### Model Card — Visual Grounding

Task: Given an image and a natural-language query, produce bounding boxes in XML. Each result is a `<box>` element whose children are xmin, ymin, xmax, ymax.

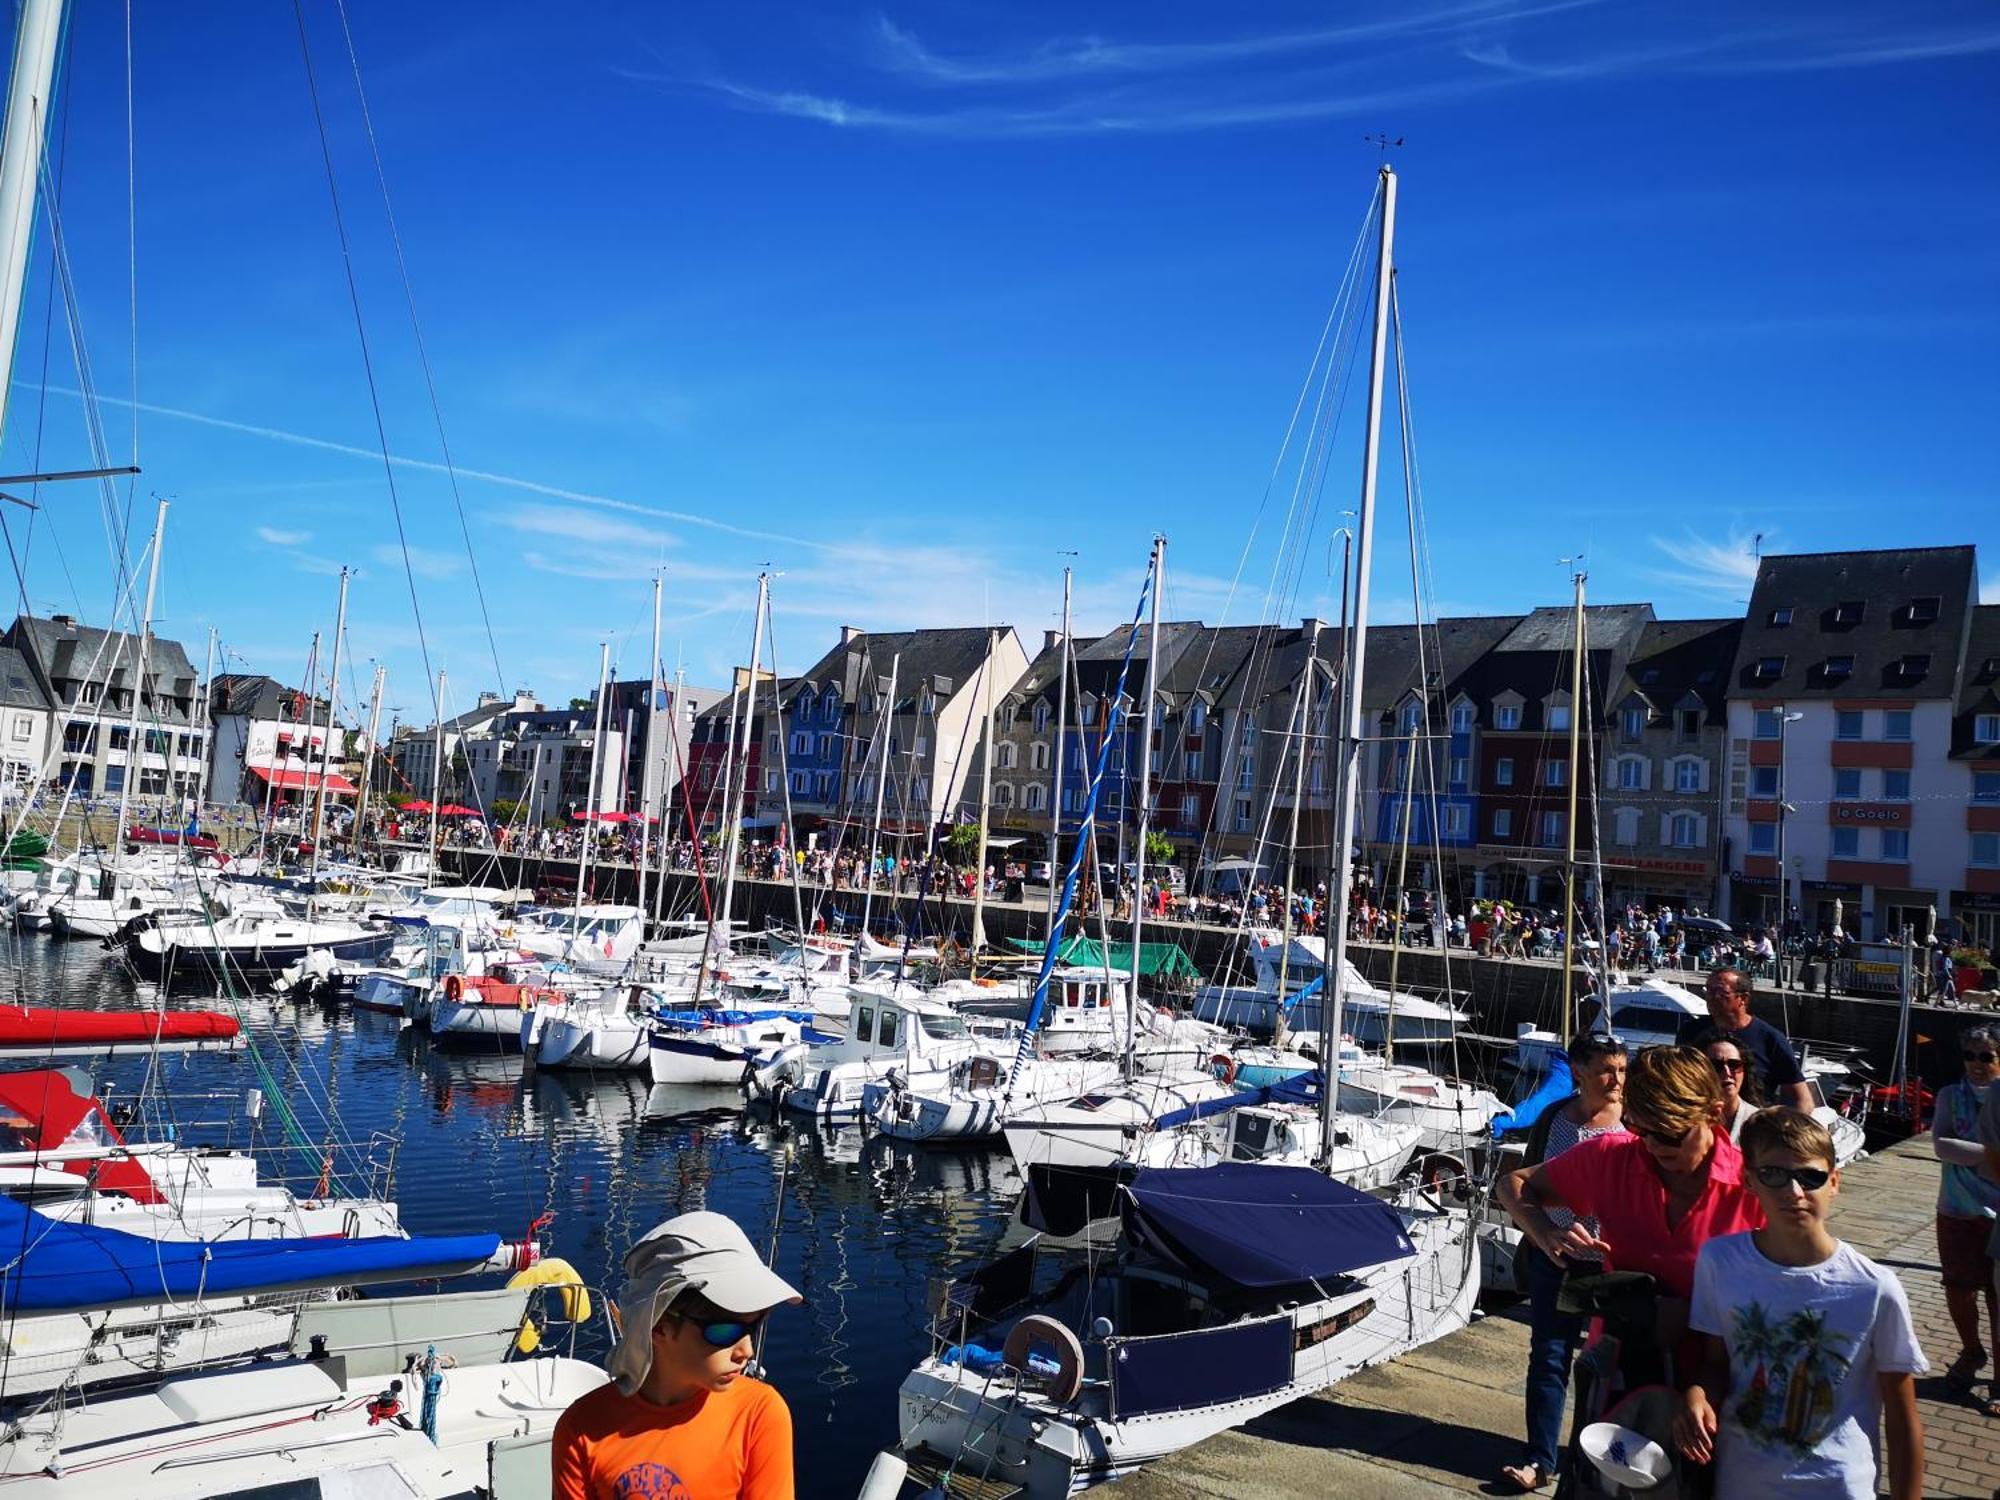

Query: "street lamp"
<box><xmin>1775</xmin><ymin>709</ymin><xmax>1805</xmax><ymax>983</ymax></box>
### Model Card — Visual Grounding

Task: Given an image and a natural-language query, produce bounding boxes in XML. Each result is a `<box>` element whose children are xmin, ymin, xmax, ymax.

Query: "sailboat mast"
<box><xmin>309</xmin><ymin>565</ymin><xmax>349</xmax><ymax>873</ymax></box>
<box><xmin>1320</xmin><ymin>165</ymin><xmax>1396</xmax><ymax>1165</ymax></box>
<box><xmin>1560</xmin><ymin>567</ymin><xmax>1586</xmax><ymax>1043</ymax></box>
<box><xmin>427</xmin><ymin>669</ymin><xmax>446</xmax><ymax>876</ymax></box>
<box><xmin>694</xmin><ymin>574</ymin><xmax>767</xmax><ymax>1007</ymax></box>
<box><xmin>637</xmin><ymin>571</ymin><xmax>662</xmax><ymax>930</ymax></box>
<box><xmin>1273</xmin><ymin>626</ymin><xmax>1318</xmax><ymax>1051</ymax></box>
<box><xmin>857</xmin><ymin>653</ymin><xmax>900</xmax><ymax>969</ymax></box>
<box><xmin>574</xmin><ymin>641</ymin><xmax>611</xmax><ymax>918</ymax></box>
<box><xmin>110</xmin><ymin>498</ymin><xmax>167</xmax><ymax>886</ymax></box>
<box><xmin>653</xmin><ymin>666</ymin><xmax>684</xmax><ymax>931</ymax></box>
<box><xmin>1047</xmin><ymin>567</ymin><xmax>1072</xmax><ymax>939</ymax></box>
<box><xmin>0</xmin><ymin>0</ymin><xmax>63</xmax><ymax>452</ymax></box>
<box><xmin>969</xmin><ymin>627</ymin><xmax>997</xmax><ymax>972</ymax></box>
<box><xmin>194</xmin><ymin>627</ymin><xmax>217</xmax><ymax>819</ymax></box>
<box><xmin>1129</xmin><ymin>535</ymin><xmax>1164</xmax><ymax>1069</ymax></box>
<box><xmin>356</xmin><ymin>663</ymin><xmax>385</xmax><ymax>856</ymax></box>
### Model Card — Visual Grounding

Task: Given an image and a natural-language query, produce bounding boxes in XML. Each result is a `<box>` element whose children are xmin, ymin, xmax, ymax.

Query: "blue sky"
<box><xmin>2</xmin><ymin>0</ymin><xmax>1994</xmax><ymax>727</ymax></box>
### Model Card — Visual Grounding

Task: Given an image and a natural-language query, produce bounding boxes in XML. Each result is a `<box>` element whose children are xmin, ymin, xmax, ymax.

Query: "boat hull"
<box><xmin>129</xmin><ymin>930</ymin><xmax>396</xmax><ymax>985</ymax></box>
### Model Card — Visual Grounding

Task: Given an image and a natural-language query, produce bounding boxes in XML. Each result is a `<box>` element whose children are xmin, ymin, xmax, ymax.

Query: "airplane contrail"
<box><xmin>23</xmin><ymin>383</ymin><xmax>836</xmax><ymax>555</ymax></box>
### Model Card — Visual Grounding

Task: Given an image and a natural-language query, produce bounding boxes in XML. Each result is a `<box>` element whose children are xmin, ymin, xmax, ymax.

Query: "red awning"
<box><xmin>248</xmin><ymin>765</ymin><xmax>358</xmax><ymax>796</ymax></box>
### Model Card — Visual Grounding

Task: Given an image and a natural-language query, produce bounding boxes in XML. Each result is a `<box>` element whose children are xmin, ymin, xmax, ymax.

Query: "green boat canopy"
<box><xmin>1003</xmin><ymin>936</ymin><xmax>1201</xmax><ymax>980</ymax></box>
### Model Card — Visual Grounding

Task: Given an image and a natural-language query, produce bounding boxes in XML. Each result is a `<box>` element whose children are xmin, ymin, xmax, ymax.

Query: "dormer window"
<box><xmin>1823</xmin><ymin>655</ymin><xmax>1854</xmax><ymax>680</ymax></box>
<box><xmin>1495</xmin><ymin>703</ymin><xmax>1522</xmax><ymax>731</ymax></box>
<box><xmin>1980</xmin><ymin>656</ymin><xmax>2000</xmax><ymax>684</ymax></box>
<box><xmin>1753</xmin><ymin>656</ymin><xmax>1785</xmax><ymax>680</ymax></box>
<box><xmin>1639</xmin><ymin>668</ymin><xmax>1661</xmax><ymax>686</ymax></box>
<box><xmin>1891</xmin><ymin>653</ymin><xmax>1930</xmax><ymax>681</ymax></box>
<box><xmin>1906</xmin><ymin>596</ymin><xmax>1940</xmax><ymax>625</ymax></box>
<box><xmin>1833</xmin><ymin>601</ymin><xmax>1865</xmax><ymax>625</ymax></box>
<box><xmin>1767</xmin><ymin>607</ymin><xmax>1794</xmax><ymax>627</ymax></box>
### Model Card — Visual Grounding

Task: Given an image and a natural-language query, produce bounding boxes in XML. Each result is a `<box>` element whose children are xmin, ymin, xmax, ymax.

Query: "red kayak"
<box><xmin>0</xmin><ymin>1006</ymin><xmax>239</xmax><ymax>1056</ymax></box>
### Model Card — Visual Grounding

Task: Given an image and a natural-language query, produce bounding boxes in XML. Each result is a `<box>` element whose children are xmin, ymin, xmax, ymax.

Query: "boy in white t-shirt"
<box><xmin>1675</xmin><ymin>1109</ymin><xmax>1926</xmax><ymax>1500</ymax></box>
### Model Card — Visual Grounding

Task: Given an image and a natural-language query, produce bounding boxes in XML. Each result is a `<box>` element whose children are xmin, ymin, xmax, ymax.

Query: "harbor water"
<box><xmin>1</xmin><ymin>930</ymin><xmax>1020</xmax><ymax>1495</ymax></box>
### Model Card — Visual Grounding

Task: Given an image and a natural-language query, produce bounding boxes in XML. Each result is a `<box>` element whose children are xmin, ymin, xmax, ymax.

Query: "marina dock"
<box><xmin>1109</xmin><ymin>1136</ymin><xmax>1997</xmax><ymax>1498</ymax></box>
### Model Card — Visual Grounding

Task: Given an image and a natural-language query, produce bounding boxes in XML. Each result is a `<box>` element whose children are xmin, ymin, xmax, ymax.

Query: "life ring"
<box><xmin>443</xmin><ymin>974</ymin><xmax>464</xmax><ymax>1004</ymax></box>
<box><xmin>1210</xmin><ymin>1053</ymin><xmax>1238</xmax><ymax>1086</ymax></box>
<box><xmin>508</xmin><ymin>1257</ymin><xmax>592</xmax><ymax>1353</ymax></box>
<box><xmin>1001</xmin><ymin>1314</ymin><xmax>1084</xmax><ymax>1403</ymax></box>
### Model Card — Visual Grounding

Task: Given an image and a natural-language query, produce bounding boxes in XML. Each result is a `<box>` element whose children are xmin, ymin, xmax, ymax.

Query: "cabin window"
<box><xmin>856</xmin><ymin>1005</ymin><xmax>874</xmax><ymax>1039</ymax></box>
<box><xmin>878</xmin><ymin>1011</ymin><xmax>900</xmax><ymax>1047</ymax></box>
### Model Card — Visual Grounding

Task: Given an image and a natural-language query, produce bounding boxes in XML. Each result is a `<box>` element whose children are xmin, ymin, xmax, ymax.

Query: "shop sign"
<box><xmin>1952</xmin><ymin>889</ymin><xmax>2000</xmax><ymax>913</ymax></box>
<box><xmin>1830</xmin><ymin>803</ymin><xmax>1910</xmax><ymax>827</ymax></box>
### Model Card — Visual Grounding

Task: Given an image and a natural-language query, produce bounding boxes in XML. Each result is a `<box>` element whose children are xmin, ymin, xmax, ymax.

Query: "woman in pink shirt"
<box><xmin>1500</xmin><ymin>1046</ymin><xmax>1766</xmax><ymax>1382</ymax></box>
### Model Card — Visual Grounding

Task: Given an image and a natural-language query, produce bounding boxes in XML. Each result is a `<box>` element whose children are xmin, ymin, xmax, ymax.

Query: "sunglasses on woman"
<box><xmin>1631</xmin><ymin>1122</ymin><xmax>1696</xmax><ymax>1148</ymax></box>
<box><xmin>1753</xmin><ymin>1164</ymin><xmax>1830</xmax><ymax>1192</ymax></box>
<box><xmin>1709</xmin><ymin>1057</ymin><xmax>1745</xmax><ymax>1075</ymax></box>
<box><xmin>1965</xmin><ymin>1050</ymin><xmax>1997</xmax><ymax>1064</ymax></box>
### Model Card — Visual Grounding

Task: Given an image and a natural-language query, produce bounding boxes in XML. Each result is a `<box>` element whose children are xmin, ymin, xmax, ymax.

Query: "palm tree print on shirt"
<box><xmin>1728</xmin><ymin>1301</ymin><xmax>1853</xmax><ymax>1456</ymax></box>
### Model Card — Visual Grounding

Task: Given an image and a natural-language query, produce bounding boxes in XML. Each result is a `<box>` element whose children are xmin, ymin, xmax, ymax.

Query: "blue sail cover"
<box><xmin>1151</xmin><ymin>1070</ymin><xmax>1321</xmax><ymax>1131</ymax></box>
<box><xmin>1121</xmin><ymin>1165</ymin><xmax>1415</xmax><ymax>1292</ymax></box>
<box><xmin>1487</xmin><ymin>1049</ymin><xmax>1575</xmax><ymax>1141</ymax></box>
<box><xmin>0</xmin><ymin>1196</ymin><xmax>504</xmax><ymax>1315</ymax></box>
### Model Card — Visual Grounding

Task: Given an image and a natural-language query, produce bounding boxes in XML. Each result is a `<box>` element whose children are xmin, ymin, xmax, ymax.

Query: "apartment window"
<box><xmin>1548</xmin><ymin>704</ymin><xmax>1571</xmax><ymax>732</ymax></box>
<box><xmin>797</xmin><ymin>696</ymin><xmax>813</xmax><ymax>724</ymax></box>
<box><xmin>817</xmin><ymin>733</ymin><xmax>835</xmax><ymax>759</ymax></box>
<box><xmin>1001</xmin><ymin>705</ymin><xmax>1017</xmax><ymax>734</ymax></box>
<box><xmin>1308</xmin><ymin>755</ymin><xmax>1324</xmax><ymax>794</ymax></box>
<box><xmin>1977</xmin><ymin>772</ymin><xmax>2000</xmax><ymax>803</ymax></box>
<box><xmin>1831</xmin><ymin>827</ymin><xmax>1859</xmax><ymax>858</ymax></box>
<box><xmin>996</xmin><ymin>743</ymin><xmax>1016</xmax><ymax>771</ymax></box>
<box><xmin>1676</xmin><ymin>709</ymin><xmax>1701</xmax><ymax>741</ymax></box>
<box><xmin>1492</xmin><ymin>808</ymin><xmax>1513</xmax><ymax>839</ymax></box>
<box><xmin>764</xmin><ymin>769</ymin><xmax>778</xmax><ymax>793</ymax></box>
<box><xmin>1618</xmin><ymin>758</ymin><xmax>1644</xmax><ymax>791</ymax></box>
<box><xmin>1882</xmin><ymin>769</ymin><xmax>1910</xmax><ymax>801</ymax></box>
<box><xmin>766</xmin><ymin>733</ymin><xmax>780</xmax><ymax>757</ymax></box>
<box><xmin>1750</xmin><ymin>765</ymin><xmax>1778</xmax><ymax>797</ymax></box>
<box><xmin>1180</xmin><ymin>793</ymin><xmax>1199</xmax><ymax>826</ymax></box>
<box><xmin>61</xmin><ymin>723</ymin><xmax>96</xmax><ymax>754</ymax></box>
<box><xmin>1669</xmin><ymin>812</ymin><xmax>1700</xmax><ymax>849</ymax></box>
<box><xmin>1976</xmin><ymin>713</ymin><xmax>2000</xmax><ymax>744</ymax></box>
<box><xmin>1495</xmin><ymin>704</ymin><xmax>1522</xmax><ymax>731</ymax></box>
<box><xmin>914</xmin><ymin>736</ymin><xmax>928</xmax><ymax>757</ymax></box>
<box><xmin>814</xmin><ymin>771</ymin><xmax>832</xmax><ymax>801</ymax></box>
<box><xmin>1450</xmin><ymin>757</ymin><xmax>1469</xmax><ymax>785</ymax></box>
<box><xmin>1880</xmin><ymin>829</ymin><xmax>1909</xmax><ymax>861</ymax></box>
<box><xmin>1545</xmin><ymin>760</ymin><xmax>1567</xmax><ymax>788</ymax></box>
<box><xmin>1538</xmin><ymin>811</ymin><xmax>1563</xmax><ymax>848</ymax></box>
<box><xmin>1883</xmin><ymin>710</ymin><xmax>1912</xmax><ymax>741</ymax></box>
<box><xmin>8</xmin><ymin>715</ymin><xmax>27</xmax><ymax>743</ymax></box>
<box><xmin>1033</xmin><ymin>702</ymin><xmax>1050</xmax><ymax>733</ymax></box>
<box><xmin>1495</xmin><ymin>757</ymin><xmax>1515</xmax><ymax>787</ymax></box>
<box><xmin>1236</xmin><ymin>756</ymin><xmax>1254</xmax><ymax>791</ymax></box>
<box><xmin>1186</xmin><ymin>750</ymin><xmax>1204</xmax><ymax>778</ymax></box>
<box><xmin>994</xmin><ymin>783</ymin><xmax>1015</xmax><ymax>809</ymax></box>
<box><xmin>109</xmin><ymin>726</ymin><xmax>131</xmax><ymax>751</ymax></box>
<box><xmin>791</xmin><ymin>732</ymin><xmax>811</xmax><ymax>756</ymax></box>
<box><xmin>103</xmin><ymin>765</ymin><xmax>125</xmax><ymax>792</ymax></box>
<box><xmin>1620</xmin><ymin>706</ymin><xmax>1645</xmax><ymax>739</ymax></box>
<box><xmin>1025</xmin><ymin>784</ymin><xmax>1046</xmax><ymax>812</ymax></box>
<box><xmin>1451</xmin><ymin>704</ymin><xmax>1474</xmax><ymax>734</ymax></box>
<box><xmin>789</xmin><ymin>771</ymin><xmax>810</xmax><ymax>795</ymax></box>
<box><xmin>1833</xmin><ymin>768</ymin><xmax>1862</xmax><ymax>800</ymax></box>
<box><xmin>1233</xmin><ymin>798</ymin><xmax>1252</xmax><ymax>833</ymax></box>
<box><xmin>1674</xmin><ymin>759</ymin><xmax>1703</xmax><ymax>794</ymax></box>
<box><xmin>1443</xmin><ymin>805</ymin><xmax>1469</xmax><ymax>838</ymax></box>
<box><xmin>1188</xmin><ymin>701</ymin><xmax>1206</xmax><ymax>732</ymax></box>
<box><xmin>1080</xmin><ymin>700</ymin><xmax>1096</xmax><ymax>726</ymax></box>
<box><xmin>1972</xmin><ymin>832</ymin><xmax>2000</xmax><ymax>867</ymax></box>
<box><xmin>1835</xmin><ymin>710</ymin><xmax>1863</xmax><ymax>741</ymax></box>
<box><xmin>1749</xmin><ymin>823</ymin><xmax>1776</xmax><ymax>854</ymax></box>
<box><xmin>1767</xmin><ymin>606</ymin><xmax>1794</xmax><ymax>627</ymax></box>
<box><xmin>1029</xmin><ymin>742</ymin><xmax>1049</xmax><ymax>772</ymax></box>
<box><xmin>1754</xmin><ymin>710</ymin><xmax>1782</xmax><ymax>740</ymax></box>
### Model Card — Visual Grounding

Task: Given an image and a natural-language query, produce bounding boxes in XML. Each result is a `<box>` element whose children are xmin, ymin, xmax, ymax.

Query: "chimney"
<box><xmin>839</xmin><ymin>626</ymin><xmax>863</xmax><ymax>648</ymax></box>
<box><xmin>51</xmin><ymin>614</ymin><xmax>76</xmax><ymax>629</ymax></box>
<box><xmin>1043</xmin><ymin>629</ymin><xmax>1067</xmax><ymax>652</ymax></box>
<box><xmin>1301</xmin><ymin>617</ymin><xmax>1327</xmax><ymax>636</ymax></box>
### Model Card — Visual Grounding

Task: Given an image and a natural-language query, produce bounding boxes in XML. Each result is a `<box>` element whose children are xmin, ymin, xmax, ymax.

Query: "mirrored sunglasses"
<box><xmin>1753</xmin><ymin>1164</ymin><xmax>1830</xmax><ymax>1193</ymax></box>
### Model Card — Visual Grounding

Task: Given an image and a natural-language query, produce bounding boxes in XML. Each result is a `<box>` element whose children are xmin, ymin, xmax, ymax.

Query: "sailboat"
<box><xmin>883</xmin><ymin>167</ymin><xmax>1480</xmax><ymax>1497</ymax></box>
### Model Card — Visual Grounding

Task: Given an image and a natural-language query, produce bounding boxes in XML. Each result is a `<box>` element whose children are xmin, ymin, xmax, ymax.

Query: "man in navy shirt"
<box><xmin>1676</xmin><ymin>967</ymin><xmax>1812</xmax><ymax>1111</ymax></box>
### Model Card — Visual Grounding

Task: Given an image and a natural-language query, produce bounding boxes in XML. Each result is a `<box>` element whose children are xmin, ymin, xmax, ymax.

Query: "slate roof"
<box><xmin>0</xmin><ymin>647</ymin><xmax>49</xmax><ymax>713</ymax></box>
<box><xmin>1950</xmin><ymin>603</ymin><xmax>2000</xmax><ymax>759</ymax></box>
<box><xmin>1004</xmin><ymin>633</ymin><xmax>1106</xmax><ymax>708</ymax></box>
<box><xmin>1455</xmin><ymin>603</ymin><xmax>1655</xmax><ymax>731</ymax></box>
<box><xmin>1071</xmin><ymin>621</ymin><xmax>1206</xmax><ymax>704</ymax></box>
<box><xmin>210</xmin><ymin>672</ymin><xmax>329</xmax><ymax>722</ymax></box>
<box><xmin>788</xmin><ymin>627</ymin><xmax>1008</xmax><ymax>709</ymax></box>
<box><xmin>1616</xmin><ymin>618</ymin><xmax>1743</xmax><ymax>728</ymax></box>
<box><xmin>1367</xmin><ymin>615</ymin><xmax>1525</xmax><ymax>717</ymax></box>
<box><xmin>8</xmin><ymin>614</ymin><xmax>198</xmax><ymax>697</ymax></box>
<box><xmin>1726</xmin><ymin>546</ymin><xmax>1976</xmax><ymax>700</ymax></box>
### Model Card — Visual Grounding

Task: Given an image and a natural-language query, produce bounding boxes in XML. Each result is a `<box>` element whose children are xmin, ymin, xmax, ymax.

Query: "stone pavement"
<box><xmin>1112</xmin><ymin>1138</ymin><xmax>1999</xmax><ymax>1498</ymax></box>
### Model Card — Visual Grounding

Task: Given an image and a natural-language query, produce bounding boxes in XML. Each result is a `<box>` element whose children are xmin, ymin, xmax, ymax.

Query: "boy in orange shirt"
<box><xmin>554</xmin><ymin>1212</ymin><xmax>802</xmax><ymax>1500</ymax></box>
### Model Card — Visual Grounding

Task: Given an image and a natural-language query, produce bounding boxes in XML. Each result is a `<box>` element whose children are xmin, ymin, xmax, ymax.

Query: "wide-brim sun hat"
<box><xmin>607</xmin><ymin>1211</ymin><xmax>803</xmax><ymax>1394</ymax></box>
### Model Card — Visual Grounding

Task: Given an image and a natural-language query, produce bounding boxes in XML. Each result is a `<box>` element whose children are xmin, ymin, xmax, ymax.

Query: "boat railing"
<box><xmin>96</xmin><ymin>1096</ymin><xmax>404</xmax><ymax>1201</ymax></box>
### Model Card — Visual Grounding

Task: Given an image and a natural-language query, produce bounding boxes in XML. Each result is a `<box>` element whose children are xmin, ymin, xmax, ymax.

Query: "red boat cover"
<box><xmin>0</xmin><ymin>1069</ymin><xmax>164</xmax><ymax>1204</ymax></box>
<box><xmin>0</xmin><ymin>1007</ymin><xmax>240</xmax><ymax>1047</ymax></box>
<box><xmin>126</xmin><ymin>825</ymin><xmax>220</xmax><ymax>852</ymax></box>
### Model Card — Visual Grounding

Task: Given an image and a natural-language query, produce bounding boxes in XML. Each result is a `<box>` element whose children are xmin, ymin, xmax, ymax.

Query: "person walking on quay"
<box><xmin>1933</xmin><ymin>1025</ymin><xmax>2000</xmax><ymax>1415</ymax></box>
<box><xmin>1677</xmin><ymin>967</ymin><xmax>1812</xmax><ymax>1114</ymax></box>
<box><xmin>553</xmin><ymin>1211</ymin><xmax>802</xmax><ymax>1499</ymax></box>
<box><xmin>1499</xmin><ymin>1046</ymin><xmax>1766</xmax><ymax>1383</ymax></box>
<box><xmin>1496</xmin><ymin>1032</ymin><xmax>1629</xmax><ymax>1494</ymax></box>
<box><xmin>1676</xmin><ymin>1110</ymin><xmax>1927</xmax><ymax>1499</ymax></box>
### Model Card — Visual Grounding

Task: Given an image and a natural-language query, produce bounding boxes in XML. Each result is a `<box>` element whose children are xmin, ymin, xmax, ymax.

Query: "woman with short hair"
<box><xmin>1933</xmin><ymin>1024</ymin><xmax>2000</xmax><ymax>1416</ymax></box>
<box><xmin>1694</xmin><ymin>1027</ymin><xmax>1766</xmax><ymax>1143</ymax></box>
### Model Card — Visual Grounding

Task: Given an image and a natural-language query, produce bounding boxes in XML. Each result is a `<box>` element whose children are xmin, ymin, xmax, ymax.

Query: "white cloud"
<box><xmin>499</xmin><ymin>504</ymin><xmax>677</xmax><ymax>554</ymax></box>
<box><xmin>1645</xmin><ymin>528</ymin><xmax>1766</xmax><ymax>599</ymax></box>
<box><xmin>256</xmin><ymin>526</ymin><xmax>311</xmax><ymax>546</ymax></box>
<box><xmin>372</xmin><ymin>543</ymin><xmax>466</xmax><ymax>581</ymax></box>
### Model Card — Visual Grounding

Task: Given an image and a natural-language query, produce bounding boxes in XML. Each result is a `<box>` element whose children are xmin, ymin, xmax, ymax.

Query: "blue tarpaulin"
<box><xmin>1487</xmin><ymin>1049</ymin><xmax>1575</xmax><ymax>1141</ymax></box>
<box><xmin>1121</xmin><ymin>1165</ymin><xmax>1415</xmax><ymax>1292</ymax></box>
<box><xmin>0</xmin><ymin>1196</ymin><xmax>504</xmax><ymax>1315</ymax></box>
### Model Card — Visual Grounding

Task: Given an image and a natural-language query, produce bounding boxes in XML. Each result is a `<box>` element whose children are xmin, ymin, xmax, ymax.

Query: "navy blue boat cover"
<box><xmin>0</xmin><ymin>1195</ymin><xmax>504</xmax><ymax>1315</ymax></box>
<box><xmin>1121</xmin><ymin>1165</ymin><xmax>1414</xmax><ymax>1291</ymax></box>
